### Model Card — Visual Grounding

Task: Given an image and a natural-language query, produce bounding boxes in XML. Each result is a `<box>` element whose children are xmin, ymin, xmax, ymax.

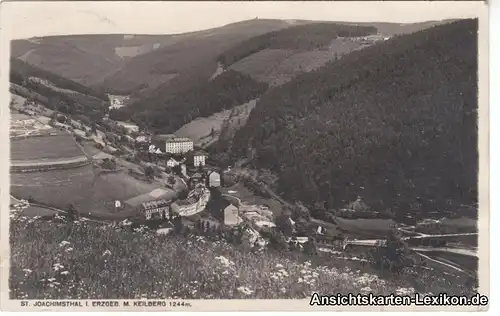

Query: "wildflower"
<box><xmin>298</xmin><ymin>277</ymin><xmax>304</xmax><ymax>283</ymax></box>
<box><xmin>53</xmin><ymin>263</ymin><xmax>64</xmax><ymax>271</ymax></box>
<box><xmin>237</xmin><ymin>286</ymin><xmax>254</xmax><ymax>296</ymax></box>
<box><xmin>60</xmin><ymin>271</ymin><xmax>69</xmax><ymax>275</ymax></box>
<box><xmin>59</xmin><ymin>241</ymin><xmax>71</xmax><ymax>247</ymax></box>
<box><xmin>280</xmin><ymin>287</ymin><xmax>286</xmax><ymax>294</ymax></box>
<box><xmin>65</xmin><ymin>247</ymin><xmax>73</xmax><ymax>252</ymax></box>
<box><xmin>395</xmin><ymin>287</ymin><xmax>415</xmax><ymax>296</ymax></box>
<box><xmin>48</xmin><ymin>278</ymin><xmax>56</xmax><ymax>282</ymax></box>
<box><xmin>102</xmin><ymin>250</ymin><xmax>112</xmax><ymax>256</ymax></box>
<box><xmin>214</xmin><ymin>256</ymin><xmax>234</xmax><ymax>267</ymax></box>
<box><xmin>360</xmin><ymin>287</ymin><xmax>372</xmax><ymax>293</ymax></box>
<box><xmin>275</xmin><ymin>263</ymin><xmax>283</xmax><ymax>268</ymax></box>
<box><xmin>22</xmin><ymin>269</ymin><xmax>32</xmax><ymax>274</ymax></box>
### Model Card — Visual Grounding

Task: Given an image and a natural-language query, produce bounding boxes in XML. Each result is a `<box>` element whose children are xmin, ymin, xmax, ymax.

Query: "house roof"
<box><xmin>141</xmin><ymin>199</ymin><xmax>171</xmax><ymax>210</ymax></box>
<box><xmin>125</xmin><ymin>189</ymin><xmax>176</xmax><ymax>207</ymax></box>
<box><xmin>156</xmin><ymin>134</ymin><xmax>192</xmax><ymax>143</ymax></box>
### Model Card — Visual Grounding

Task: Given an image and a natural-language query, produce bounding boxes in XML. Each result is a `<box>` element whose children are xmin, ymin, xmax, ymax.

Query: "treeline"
<box><xmin>10</xmin><ymin>58</ymin><xmax>108</xmax><ymax>100</ymax></box>
<box><xmin>231</xmin><ymin>19</ymin><xmax>478</xmax><ymax>216</ymax></box>
<box><xmin>217</xmin><ymin>23</ymin><xmax>377</xmax><ymax>67</ymax></box>
<box><xmin>10</xmin><ymin>58</ymin><xmax>108</xmax><ymax>121</ymax></box>
<box><xmin>111</xmin><ymin>70</ymin><xmax>268</xmax><ymax>134</ymax></box>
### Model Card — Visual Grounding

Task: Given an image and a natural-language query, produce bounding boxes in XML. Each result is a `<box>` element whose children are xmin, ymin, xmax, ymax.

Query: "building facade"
<box><xmin>208</xmin><ymin>171</ymin><xmax>221</xmax><ymax>187</ymax></box>
<box><xmin>165</xmin><ymin>139</ymin><xmax>193</xmax><ymax>154</ymax></box>
<box><xmin>193</xmin><ymin>154</ymin><xmax>206</xmax><ymax>167</ymax></box>
<box><xmin>140</xmin><ymin>199</ymin><xmax>171</xmax><ymax>220</ymax></box>
<box><xmin>166</xmin><ymin>158</ymin><xmax>181</xmax><ymax>168</ymax></box>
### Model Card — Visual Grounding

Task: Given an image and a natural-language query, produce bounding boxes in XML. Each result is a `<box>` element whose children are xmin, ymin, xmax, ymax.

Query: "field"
<box><xmin>9</xmin><ymin>217</ymin><xmax>477</xmax><ymax>300</ymax></box>
<box><xmin>334</xmin><ymin>217</ymin><xmax>396</xmax><ymax>238</ymax></box>
<box><xmin>11</xmin><ymin>134</ymin><xmax>85</xmax><ymax>161</ymax></box>
<box><xmin>175</xmin><ymin>100</ymin><xmax>256</xmax><ymax>147</ymax></box>
<box><xmin>229</xmin><ymin>39</ymin><xmax>365</xmax><ymax>87</ymax></box>
<box><xmin>10</xmin><ymin>165</ymin><xmax>163</xmax><ymax>219</ymax></box>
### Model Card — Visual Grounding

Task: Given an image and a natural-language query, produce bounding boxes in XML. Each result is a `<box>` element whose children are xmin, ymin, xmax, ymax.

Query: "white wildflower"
<box><xmin>60</xmin><ymin>271</ymin><xmax>69</xmax><ymax>275</ymax></box>
<box><xmin>395</xmin><ymin>287</ymin><xmax>415</xmax><ymax>296</ymax></box>
<box><xmin>22</xmin><ymin>269</ymin><xmax>32</xmax><ymax>274</ymax></box>
<box><xmin>360</xmin><ymin>287</ymin><xmax>372</xmax><ymax>293</ymax></box>
<box><xmin>102</xmin><ymin>250</ymin><xmax>112</xmax><ymax>256</ymax></box>
<box><xmin>59</xmin><ymin>241</ymin><xmax>71</xmax><ymax>247</ymax></box>
<box><xmin>275</xmin><ymin>263</ymin><xmax>283</xmax><ymax>268</ymax></box>
<box><xmin>237</xmin><ymin>286</ymin><xmax>254</xmax><ymax>296</ymax></box>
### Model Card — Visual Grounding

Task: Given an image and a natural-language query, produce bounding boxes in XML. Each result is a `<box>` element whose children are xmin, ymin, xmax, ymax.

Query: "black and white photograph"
<box><xmin>0</xmin><ymin>1</ymin><xmax>489</xmax><ymax>312</ymax></box>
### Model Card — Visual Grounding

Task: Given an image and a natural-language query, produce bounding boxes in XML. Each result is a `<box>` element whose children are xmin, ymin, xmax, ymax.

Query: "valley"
<box><xmin>7</xmin><ymin>17</ymin><xmax>481</xmax><ymax>301</ymax></box>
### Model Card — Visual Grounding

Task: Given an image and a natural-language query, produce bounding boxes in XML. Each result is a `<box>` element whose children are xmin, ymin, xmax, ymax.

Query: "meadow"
<box><xmin>175</xmin><ymin>100</ymin><xmax>256</xmax><ymax>147</ymax></box>
<box><xmin>11</xmin><ymin>134</ymin><xmax>85</xmax><ymax>161</ymax></box>
<box><xmin>9</xmin><ymin>216</ymin><xmax>476</xmax><ymax>300</ymax></box>
<box><xmin>10</xmin><ymin>165</ymin><xmax>161</xmax><ymax>218</ymax></box>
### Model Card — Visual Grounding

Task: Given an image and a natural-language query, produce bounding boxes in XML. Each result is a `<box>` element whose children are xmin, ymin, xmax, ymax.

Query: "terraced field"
<box><xmin>10</xmin><ymin>164</ymin><xmax>162</xmax><ymax>217</ymax></box>
<box><xmin>11</xmin><ymin>133</ymin><xmax>85</xmax><ymax>161</ymax></box>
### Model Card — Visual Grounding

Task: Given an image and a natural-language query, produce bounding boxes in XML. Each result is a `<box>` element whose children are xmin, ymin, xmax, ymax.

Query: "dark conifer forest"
<box><xmin>231</xmin><ymin>19</ymin><xmax>478</xmax><ymax>215</ymax></box>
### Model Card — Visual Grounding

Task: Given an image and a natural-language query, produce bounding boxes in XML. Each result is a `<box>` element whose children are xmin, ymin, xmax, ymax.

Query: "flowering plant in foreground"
<box><xmin>9</xmin><ymin>217</ymin><xmax>475</xmax><ymax>299</ymax></box>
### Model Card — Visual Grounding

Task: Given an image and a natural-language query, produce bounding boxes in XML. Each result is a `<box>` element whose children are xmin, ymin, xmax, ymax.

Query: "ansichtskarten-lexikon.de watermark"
<box><xmin>310</xmin><ymin>293</ymin><xmax>489</xmax><ymax>306</ymax></box>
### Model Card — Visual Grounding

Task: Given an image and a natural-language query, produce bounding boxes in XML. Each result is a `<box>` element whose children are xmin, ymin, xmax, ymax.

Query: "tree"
<box><xmin>275</xmin><ymin>213</ymin><xmax>294</xmax><ymax>237</ymax></box>
<box><xmin>144</xmin><ymin>166</ymin><xmax>155</xmax><ymax>179</ymax></box>
<box><xmin>66</xmin><ymin>204</ymin><xmax>79</xmax><ymax>222</ymax></box>
<box><xmin>91</xmin><ymin>122</ymin><xmax>98</xmax><ymax>135</ymax></box>
<box><xmin>167</xmin><ymin>176</ymin><xmax>176</xmax><ymax>186</ymax></box>
<box><xmin>303</xmin><ymin>238</ymin><xmax>318</xmax><ymax>256</ymax></box>
<box><xmin>74</xmin><ymin>135</ymin><xmax>83</xmax><ymax>143</ymax></box>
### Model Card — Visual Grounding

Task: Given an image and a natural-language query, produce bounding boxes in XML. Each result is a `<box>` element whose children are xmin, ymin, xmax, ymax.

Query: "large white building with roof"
<box><xmin>156</xmin><ymin>134</ymin><xmax>193</xmax><ymax>154</ymax></box>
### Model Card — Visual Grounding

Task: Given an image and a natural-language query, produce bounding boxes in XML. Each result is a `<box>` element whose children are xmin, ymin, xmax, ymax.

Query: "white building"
<box><xmin>116</xmin><ymin>121</ymin><xmax>139</xmax><ymax>133</ymax></box>
<box><xmin>156</xmin><ymin>135</ymin><xmax>193</xmax><ymax>154</ymax></box>
<box><xmin>166</xmin><ymin>158</ymin><xmax>181</xmax><ymax>168</ymax></box>
<box><xmin>189</xmin><ymin>151</ymin><xmax>207</xmax><ymax>167</ymax></box>
<box><xmin>208</xmin><ymin>171</ymin><xmax>221</xmax><ymax>187</ymax></box>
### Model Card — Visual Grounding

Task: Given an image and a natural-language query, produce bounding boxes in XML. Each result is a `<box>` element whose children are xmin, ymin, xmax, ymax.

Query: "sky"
<box><xmin>0</xmin><ymin>1</ymin><xmax>485</xmax><ymax>39</ymax></box>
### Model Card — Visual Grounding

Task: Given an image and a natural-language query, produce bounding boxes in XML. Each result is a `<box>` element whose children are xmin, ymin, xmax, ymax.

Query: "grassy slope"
<box><xmin>111</xmin><ymin>70</ymin><xmax>268</xmax><ymax>134</ymax></box>
<box><xmin>10</xmin><ymin>59</ymin><xmax>108</xmax><ymax>120</ymax></box>
<box><xmin>11</xmin><ymin>134</ymin><xmax>86</xmax><ymax>161</ymax></box>
<box><xmin>96</xmin><ymin>19</ymin><xmax>311</xmax><ymax>97</ymax></box>
<box><xmin>11</xmin><ymin>35</ymin><xmax>180</xmax><ymax>86</ymax></box>
<box><xmin>217</xmin><ymin>23</ymin><xmax>377</xmax><ymax>67</ymax></box>
<box><xmin>9</xmin><ymin>218</ymin><xmax>475</xmax><ymax>299</ymax></box>
<box><xmin>232</xmin><ymin>19</ymin><xmax>478</xmax><ymax>216</ymax></box>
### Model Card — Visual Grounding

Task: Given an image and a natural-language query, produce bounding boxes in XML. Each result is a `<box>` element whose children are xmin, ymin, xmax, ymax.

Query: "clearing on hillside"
<box><xmin>11</xmin><ymin>133</ymin><xmax>86</xmax><ymax>162</ymax></box>
<box><xmin>10</xmin><ymin>165</ymin><xmax>164</xmax><ymax>218</ymax></box>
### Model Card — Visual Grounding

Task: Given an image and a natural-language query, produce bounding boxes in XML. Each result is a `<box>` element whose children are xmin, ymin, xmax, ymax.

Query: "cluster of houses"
<box><xmin>10</xmin><ymin>112</ymin><xmax>52</xmax><ymax>137</ymax></box>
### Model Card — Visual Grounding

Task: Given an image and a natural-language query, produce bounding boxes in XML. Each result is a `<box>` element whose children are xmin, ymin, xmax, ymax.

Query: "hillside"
<box><xmin>217</xmin><ymin>23</ymin><xmax>377</xmax><ymax>67</ymax></box>
<box><xmin>9</xmin><ymin>217</ymin><xmax>473</xmax><ymax>299</ymax></box>
<box><xmin>93</xmin><ymin>19</ymin><xmax>316</xmax><ymax>96</ymax></box>
<box><xmin>110</xmin><ymin>70</ymin><xmax>267</xmax><ymax>134</ymax></box>
<box><xmin>11</xmin><ymin>35</ymin><xmax>179</xmax><ymax>86</ymax></box>
<box><xmin>231</xmin><ymin>19</ymin><xmax>478</xmax><ymax>216</ymax></box>
<box><xmin>10</xmin><ymin>59</ymin><xmax>109</xmax><ymax>121</ymax></box>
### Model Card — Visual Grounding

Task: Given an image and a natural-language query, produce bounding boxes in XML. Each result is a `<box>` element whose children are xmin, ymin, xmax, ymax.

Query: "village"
<box><xmin>10</xmin><ymin>96</ymin><xmax>479</xmax><ymax>273</ymax></box>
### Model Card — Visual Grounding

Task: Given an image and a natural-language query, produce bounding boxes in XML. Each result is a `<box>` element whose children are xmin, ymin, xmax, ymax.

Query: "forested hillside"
<box><xmin>110</xmin><ymin>70</ymin><xmax>268</xmax><ymax>133</ymax></box>
<box><xmin>96</xmin><ymin>19</ymin><xmax>312</xmax><ymax>97</ymax></box>
<box><xmin>10</xmin><ymin>58</ymin><xmax>109</xmax><ymax>120</ymax></box>
<box><xmin>231</xmin><ymin>19</ymin><xmax>478</xmax><ymax>215</ymax></box>
<box><xmin>217</xmin><ymin>23</ymin><xmax>377</xmax><ymax>67</ymax></box>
